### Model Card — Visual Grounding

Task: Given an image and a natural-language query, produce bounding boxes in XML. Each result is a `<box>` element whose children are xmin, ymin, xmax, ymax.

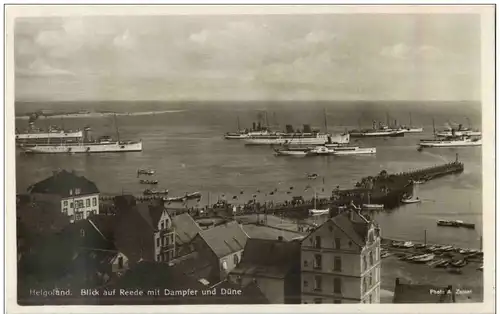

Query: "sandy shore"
<box><xmin>15</xmin><ymin>109</ymin><xmax>186</xmax><ymax>120</ymax></box>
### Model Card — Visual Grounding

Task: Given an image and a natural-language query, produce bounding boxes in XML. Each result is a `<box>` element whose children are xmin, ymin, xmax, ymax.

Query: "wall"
<box><xmin>61</xmin><ymin>193</ymin><xmax>99</xmax><ymax>222</ymax></box>
<box><xmin>219</xmin><ymin>250</ymin><xmax>243</xmax><ymax>280</ymax></box>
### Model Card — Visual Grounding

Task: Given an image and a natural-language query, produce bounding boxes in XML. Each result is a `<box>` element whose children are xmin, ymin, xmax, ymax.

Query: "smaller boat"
<box><xmin>435</xmin><ymin>260</ymin><xmax>450</xmax><ymax>268</ymax></box>
<box><xmin>401</xmin><ymin>197</ymin><xmax>421</xmax><ymax>204</ymax></box>
<box><xmin>185</xmin><ymin>192</ymin><xmax>202</xmax><ymax>199</ymax></box>
<box><xmin>450</xmin><ymin>259</ymin><xmax>468</xmax><ymax>268</ymax></box>
<box><xmin>412</xmin><ymin>254</ymin><xmax>435</xmax><ymax>263</ymax></box>
<box><xmin>139</xmin><ymin>179</ymin><xmax>158</xmax><ymax>185</ymax></box>
<box><xmin>402</xmin><ymin>241</ymin><xmax>415</xmax><ymax>248</ymax></box>
<box><xmin>307</xmin><ymin>173</ymin><xmax>319</xmax><ymax>180</ymax></box>
<box><xmin>143</xmin><ymin>189</ymin><xmax>169</xmax><ymax>196</ymax></box>
<box><xmin>164</xmin><ymin>196</ymin><xmax>185</xmax><ymax>202</ymax></box>
<box><xmin>392</xmin><ymin>241</ymin><xmax>405</xmax><ymax>248</ymax></box>
<box><xmin>138</xmin><ymin>169</ymin><xmax>155</xmax><ymax>175</ymax></box>
<box><xmin>414</xmin><ymin>243</ymin><xmax>427</xmax><ymax>249</ymax></box>
<box><xmin>437</xmin><ymin>219</ymin><xmax>475</xmax><ymax>229</ymax></box>
<box><xmin>362</xmin><ymin>204</ymin><xmax>384</xmax><ymax>210</ymax></box>
<box><xmin>274</xmin><ymin>147</ymin><xmax>309</xmax><ymax>157</ymax></box>
<box><xmin>309</xmin><ymin>208</ymin><xmax>330</xmax><ymax>216</ymax></box>
<box><xmin>331</xmin><ymin>146</ymin><xmax>376</xmax><ymax>156</ymax></box>
<box><xmin>380</xmin><ymin>252</ymin><xmax>393</xmax><ymax>259</ymax></box>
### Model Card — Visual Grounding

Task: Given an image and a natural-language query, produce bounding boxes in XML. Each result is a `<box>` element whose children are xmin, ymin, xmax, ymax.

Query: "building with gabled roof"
<box><xmin>171</xmin><ymin>213</ymin><xmax>202</xmax><ymax>257</ymax></box>
<box><xmin>229</xmin><ymin>238</ymin><xmax>301</xmax><ymax>304</ymax></box>
<box><xmin>301</xmin><ymin>206</ymin><xmax>381</xmax><ymax>304</ymax></box>
<box><xmin>27</xmin><ymin>170</ymin><xmax>100</xmax><ymax>223</ymax></box>
<box><xmin>192</xmin><ymin>221</ymin><xmax>249</xmax><ymax>281</ymax></box>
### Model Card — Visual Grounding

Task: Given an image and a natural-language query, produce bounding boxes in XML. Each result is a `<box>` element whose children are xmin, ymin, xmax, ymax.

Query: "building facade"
<box><xmin>301</xmin><ymin>209</ymin><xmax>381</xmax><ymax>304</ymax></box>
<box><xmin>154</xmin><ymin>208</ymin><xmax>176</xmax><ymax>263</ymax></box>
<box><xmin>28</xmin><ymin>170</ymin><xmax>100</xmax><ymax>223</ymax></box>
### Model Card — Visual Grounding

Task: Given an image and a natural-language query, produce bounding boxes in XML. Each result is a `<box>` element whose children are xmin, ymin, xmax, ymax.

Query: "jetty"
<box><xmin>99</xmin><ymin>157</ymin><xmax>464</xmax><ymax>218</ymax></box>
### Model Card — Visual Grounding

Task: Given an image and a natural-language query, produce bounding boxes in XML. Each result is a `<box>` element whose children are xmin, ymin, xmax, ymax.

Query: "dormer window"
<box><xmin>75</xmin><ymin>188</ymin><xmax>81</xmax><ymax>195</ymax></box>
<box><xmin>69</xmin><ymin>189</ymin><xmax>73</xmax><ymax>196</ymax></box>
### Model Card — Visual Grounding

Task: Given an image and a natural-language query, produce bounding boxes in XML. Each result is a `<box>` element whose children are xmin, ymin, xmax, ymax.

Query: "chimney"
<box><xmin>395</xmin><ymin>278</ymin><xmax>400</xmax><ymax>286</ymax></box>
<box><xmin>278</xmin><ymin>236</ymin><xmax>284</xmax><ymax>241</ymax></box>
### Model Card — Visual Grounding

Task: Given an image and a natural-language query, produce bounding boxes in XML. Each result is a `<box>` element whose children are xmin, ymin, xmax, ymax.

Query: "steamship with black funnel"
<box><xmin>20</xmin><ymin>116</ymin><xmax>142</xmax><ymax>154</ymax></box>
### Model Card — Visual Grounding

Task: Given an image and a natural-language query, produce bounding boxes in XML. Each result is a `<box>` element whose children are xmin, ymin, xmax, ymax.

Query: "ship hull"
<box><xmin>275</xmin><ymin>150</ymin><xmax>308</xmax><ymax>157</ymax></box>
<box><xmin>21</xmin><ymin>142</ymin><xmax>143</xmax><ymax>154</ymax></box>
<box><xmin>419</xmin><ymin>140</ymin><xmax>481</xmax><ymax>148</ymax></box>
<box><xmin>436</xmin><ymin>131</ymin><xmax>481</xmax><ymax>137</ymax></box>
<box><xmin>349</xmin><ymin>130</ymin><xmax>405</xmax><ymax>138</ymax></box>
<box><xmin>332</xmin><ymin>147</ymin><xmax>376</xmax><ymax>155</ymax></box>
<box><xmin>244</xmin><ymin>134</ymin><xmax>349</xmax><ymax>146</ymax></box>
<box><xmin>403</xmin><ymin>128</ymin><xmax>424</xmax><ymax>133</ymax></box>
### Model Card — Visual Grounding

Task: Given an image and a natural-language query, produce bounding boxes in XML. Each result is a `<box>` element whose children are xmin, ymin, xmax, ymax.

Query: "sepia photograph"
<box><xmin>5</xmin><ymin>4</ymin><xmax>495</xmax><ymax>312</ymax></box>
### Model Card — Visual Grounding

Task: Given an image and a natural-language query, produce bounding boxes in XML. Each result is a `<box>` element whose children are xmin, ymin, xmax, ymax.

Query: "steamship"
<box><xmin>16</xmin><ymin>122</ymin><xmax>83</xmax><ymax>145</ymax></box>
<box><xmin>349</xmin><ymin>121</ymin><xmax>405</xmax><ymax>138</ymax></box>
<box><xmin>20</xmin><ymin>116</ymin><xmax>142</xmax><ymax>154</ymax></box>
<box><xmin>243</xmin><ymin>124</ymin><xmax>350</xmax><ymax>146</ymax></box>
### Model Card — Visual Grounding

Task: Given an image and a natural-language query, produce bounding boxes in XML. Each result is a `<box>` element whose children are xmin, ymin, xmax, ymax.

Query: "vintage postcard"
<box><xmin>4</xmin><ymin>4</ymin><xmax>495</xmax><ymax>314</ymax></box>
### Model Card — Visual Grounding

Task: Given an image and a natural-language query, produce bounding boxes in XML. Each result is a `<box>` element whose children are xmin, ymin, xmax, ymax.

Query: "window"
<box><xmin>80</xmin><ymin>229</ymin><xmax>85</xmax><ymax>237</ymax></box>
<box><xmin>69</xmin><ymin>189</ymin><xmax>73</xmax><ymax>196</ymax></box>
<box><xmin>303</xmin><ymin>280</ymin><xmax>308</xmax><ymax>288</ymax></box>
<box><xmin>86</xmin><ymin>199</ymin><xmax>90</xmax><ymax>207</ymax></box>
<box><xmin>303</xmin><ymin>260</ymin><xmax>308</xmax><ymax>267</ymax></box>
<box><xmin>333</xmin><ymin>300</ymin><xmax>342</xmax><ymax>304</ymax></box>
<box><xmin>156</xmin><ymin>238</ymin><xmax>160</xmax><ymax>247</ymax></box>
<box><xmin>92</xmin><ymin>197</ymin><xmax>97</xmax><ymax>207</ymax></box>
<box><xmin>314</xmin><ymin>276</ymin><xmax>322</xmax><ymax>291</ymax></box>
<box><xmin>75</xmin><ymin>188</ymin><xmax>81</xmax><ymax>195</ymax></box>
<box><xmin>313</xmin><ymin>298</ymin><xmax>322</xmax><ymax>304</ymax></box>
<box><xmin>328</xmin><ymin>226</ymin><xmax>333</xmax><ymax>232</ymax></box>
<box><xmin>363</xmin><ymin>277</ymin><xmax>367</xmax><ymax>293</ymax></box>
<box><xmin>233</xmin><ymin>254</ymin><xmax>240</xmax><ymax>265</ymax></box>
<box><xmin>63</xmin><ymin>200</ymin><xmax>68</xmax><ymax>207</ymax></box>
<box><xmin>333</xmin><ymin>278</ymin><xmax>342</xmax><ymax>294</ymax></box>
<box><xmin>348</xmin><ymin>241</ymin><xmax>353</xmax><ymax>248</ymax></box>
<box><xmin>62</xmin><ymin>208</ymin><xmax>68</xmax><ymax>215</ymax></box>
<box><xmin>369</xmin><ymin>273</ymin><xmax>373</xmax><ymax>286</ymax></box>
<box><xmin>157</xmin><ymin>254</ymin><xmax>162</xmax><ymax>262</ymax></box>
<box><xmin>334</xmin><ymin>238</ymin><xmax>341</xmax><ymax>249</ymax></box>
<box><xmin>369</xmin><ymin>294</ymin><xmax>372</xmax><ymax>303</ymax></box>
<box><xmin>118</xmin><ymin>257</ymin><xmax>124</xmax><ymax>269</ymax></box>
<box><xmin>369</xmin><ymin>252</ymin><xmax>374</xmax><ymax>265</ymax></box>
<box><xmin>363</xmin><ymin>255</ymin><xmax>367</xmax><ymax>271</ymax></box>
<box><xmin>314</xmin><ymin>236</ymin><xmax>321</xmax><ymax>248</ymax></box>
<box><xmin>75</xmin><ymin>212</ymin><xmax>83</xmax><ymax>221</ymax></box>
<box><xmin>313</xmin><ymin>254</ymin><xmax>322</xmax><ymax>269</ymax></box>
<box><xmin>160</xmin><ymin>222</ymin><xmax>164</xmax><ymax>230</ymax></box>
<box><xmin>70</xmin><ymin>202</ymin><xmax>74</xmax><ymax>208</ymax></box>
<box><xmin>334</xmin><ymin>256</ymin><xmax>342</xmax><ymax>272</ymax></box>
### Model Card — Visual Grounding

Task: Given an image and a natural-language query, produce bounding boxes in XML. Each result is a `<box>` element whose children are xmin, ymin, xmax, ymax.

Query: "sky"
<box><xmin>14</xmin><ymin>13</ymin><xmax>481</xmax><ymax>102</ymax></box>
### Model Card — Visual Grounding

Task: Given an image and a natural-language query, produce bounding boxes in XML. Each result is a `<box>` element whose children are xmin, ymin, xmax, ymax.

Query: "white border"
<box><xmin>4</xmin><ymin>3</ymin><xmax>496</xmax><ymax>314</ymax></box>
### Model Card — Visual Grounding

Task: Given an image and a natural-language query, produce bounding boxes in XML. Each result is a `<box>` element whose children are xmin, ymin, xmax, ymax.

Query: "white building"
<box><xmin>301</xmin><ymin>207</ymin><xmax>381</xmax><ymax>304</ymax></box>
<box><xmin>28</xmin><ymin>169</ymin><xmax>100</xmax><ymax>223</ymax></box>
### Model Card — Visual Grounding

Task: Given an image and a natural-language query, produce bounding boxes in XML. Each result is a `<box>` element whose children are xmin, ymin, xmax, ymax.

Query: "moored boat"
<box><xmin>362</xmin><ymin>203</ymin><xmax>384</xmax><ymax>210</ymax></box>
<box><xmin>309</xmin><ymin>208</ymin><xmax>330</xmax><ymax>216</ymax></box>
<box><xmin>419</xmin><ymin>136</ymin><xmax>481</xmax><ymax>148</ymax></box>
<box><xmin>139</xmin><ymin>179</ymin><xmax>158</xmax><ymax>185</ymax></box>
<box><xmin>143</xmin><ymin>189</ymin><xmax>169</xmax><ymax>196</ymax></box>
<box><xmin>401</xmin><ymin>197</ymin><xmax>421</xmax><ymax>204</ymax></box>
<box><xmin>138</xmin><ymin>169</ymin><xmax>155</xmax><ymax>175</ymax></box>
<box><xmin>331</xmin><ymin>146</ymin><xmax>376</xmax><ymax>155</ymax></box>
<box><xmin>412</xmin><ymin>254</ymin><xmax>435</xmax><ymax>263</ymax></box>
<box><xmin>437</xmin><ymin>219</ymin><xmax>475</xmax><ymax>229</ymax></box>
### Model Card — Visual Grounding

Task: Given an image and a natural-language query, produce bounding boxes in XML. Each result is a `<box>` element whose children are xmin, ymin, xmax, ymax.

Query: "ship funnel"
<box><xmin>83</xmin><ymin>127</ymin><xmax>92</xmax><ymax>142</ymax></box>
<box><xmin>252</xmin><ymin>122</ymin><xmax>256</xmax><ymax>131</ymax></box>
<box><xmin>285</xmin><ymin>124</ymin><xmax>294</xmax><ymax>133</ymax></box>
<box><xmin>303</xmin><ymin>124</ymin><xmax>312</xmax><ymax>133</ymax></box>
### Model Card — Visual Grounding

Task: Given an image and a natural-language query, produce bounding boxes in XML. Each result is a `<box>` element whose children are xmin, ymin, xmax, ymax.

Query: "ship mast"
<box><xmin>432</xmin><ymin>118</ymin><xmax>436</xmax><ymax>136</ymax></box>
<box><xmin>409</xmin><ymin>113</ymin><xmax>413</xmax><ymax>128</ymax></box>
<box><xmin>237</xmin><ymin>116</ymin><xmax>241</xmax><ymax>131</ymax></box>
<box><xmin>265</xmin><ymin>112</ymin><xmax>269</xmax><ymax>128</ymax></box>
<box><xmin>323</xmin><ymin>108</ymin><xmax>328</xmax><ymax>133</ymax></box>
<box><xmin>114</xmin><ymin>114</ymin><xmax>120</xmax><ymax>142</ymax></box>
